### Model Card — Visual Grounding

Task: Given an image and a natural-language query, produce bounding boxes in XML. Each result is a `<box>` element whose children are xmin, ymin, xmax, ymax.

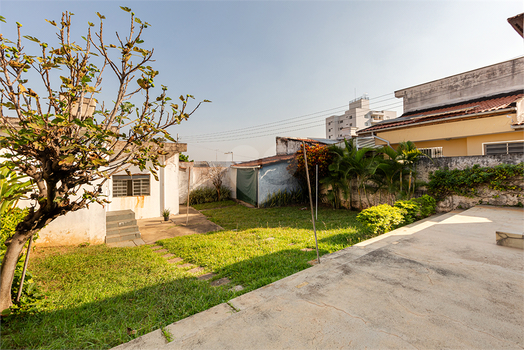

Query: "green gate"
<box><xmin>236</xmin><ymin>168</ymin><xmax>258</xmax><ymax>206</ymax></box>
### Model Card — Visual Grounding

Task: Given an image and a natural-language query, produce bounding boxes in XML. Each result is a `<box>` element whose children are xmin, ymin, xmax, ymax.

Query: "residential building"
<box><xmin>357</xmin><ymin>57</ymin><xmax>524</xmax><ymax>157</ymax></box>
<box><xmin>325</xmin><ymin>95</ymin><xmax>397</xmax><ymax>140</ymax></box>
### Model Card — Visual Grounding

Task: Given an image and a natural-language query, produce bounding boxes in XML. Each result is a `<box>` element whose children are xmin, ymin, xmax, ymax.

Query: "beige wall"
<box><xmin>375</xmin><ymin>114</ymin><xmax>523</xmax><ymax>156</ymax></box>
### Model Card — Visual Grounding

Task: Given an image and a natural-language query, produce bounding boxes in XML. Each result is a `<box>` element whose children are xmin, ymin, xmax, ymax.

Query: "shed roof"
<box><xmin>232</xmin><ymin>154</ymin><xmax>295</xmax><ymax>168</ymax></box>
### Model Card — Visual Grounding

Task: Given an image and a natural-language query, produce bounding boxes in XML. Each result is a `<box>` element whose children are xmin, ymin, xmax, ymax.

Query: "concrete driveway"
<box><xmin>114</xmin><ymin>205</ymin><xmax>524</xmax><ymax>349</ymax></box>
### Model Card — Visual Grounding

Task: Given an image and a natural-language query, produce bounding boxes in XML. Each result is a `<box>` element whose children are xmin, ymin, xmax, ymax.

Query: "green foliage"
<box><xmin>356</xmin><ymin>204</ymin><xmax>404</xmax><ymax>234</ymax></box>
<box><xmin>427</xmin><ymin>163</ymin><xmax>524</xmax><ymax>199</ymax></box>
<box><xmin>394</xmin><ymin>200</ymin><xmax>421</xmax><ymax>225</ymax></box>
<box><xmin>288</xmin><ymin>143</ymin><xmax>333</xmax><ymax>200</ymax></box>
<box><xmin>412</xmin><ymin>194</ymin><xmax>436</xmax><ymax>217</ymax></box>
<box><xmin>0</xmin><ymin>165</ymin><xmax>33</xmax><ymax>215</ymax></box>
<box><xmin>0</xmin><ymin>208</ymin><xmax>42</xmax><ymax>313</ymax></box>
<box><xmin>188</xmin><ymin>186</ymin><xmax>231</xmax><ymax>205</ymax></box>
<box><xmin>260</xmin><ymin>189</ymin><xmax>305</xmax><ymax>208</ymax></box>
<box><xmin>179</xmin><ymin>153</ymin><xmax>193</xmax><ymax>162</ymax></box>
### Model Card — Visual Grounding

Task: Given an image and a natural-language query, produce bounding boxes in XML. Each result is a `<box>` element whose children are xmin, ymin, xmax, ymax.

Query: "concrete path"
<box><xmin>138</xmin><ymin>205</ymin><xmax>223</xmax><ymax>245</ymax></box>
<box><xmin>114</xmin><ymin>206</ymin><xmax>524</xmax><ymax>350</ymax></box>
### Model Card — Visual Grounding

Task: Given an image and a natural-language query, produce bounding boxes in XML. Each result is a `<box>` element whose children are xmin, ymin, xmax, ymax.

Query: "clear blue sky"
<box><xmin>1</xmin><ymin>1</ymin><xmax>522</xmax><ymax>161</ymax></box>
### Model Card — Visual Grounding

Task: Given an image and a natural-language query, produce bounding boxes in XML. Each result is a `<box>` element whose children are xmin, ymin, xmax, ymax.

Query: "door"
<box><xmin>236</xmin><ymin>168</ymin><xmax>258</xmax><ymax>206</ymax></box>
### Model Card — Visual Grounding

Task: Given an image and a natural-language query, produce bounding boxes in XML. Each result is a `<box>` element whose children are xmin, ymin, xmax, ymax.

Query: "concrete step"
<box><xmin>106</xmin><ymin>210</ymin><xmax>135</xmax><ymax>223</ymax></box>
<box><xmin>106</xmin><ymin>219</ymin><xmax>138</xmax><ymax>230</ymax></box>
<box><xmin>106</xmin><ymin>226</ymin><xmax>141</xmax><ymax>236</ymax></box>
<box><xmin>105</xmin><ymin>231</ymin><xmax>142</xmax><ymax>244</ymax></box>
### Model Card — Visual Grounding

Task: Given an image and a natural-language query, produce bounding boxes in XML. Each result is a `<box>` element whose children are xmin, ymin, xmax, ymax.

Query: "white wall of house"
<box><xmin>108</xmin><ymin>154</ymin><xmax>180</xmax><ymax>219</ymax></box>
<box><xmin>36</xmin><ymin>204</ymin><xmax>106</xmax><ymax>247</ymax></box>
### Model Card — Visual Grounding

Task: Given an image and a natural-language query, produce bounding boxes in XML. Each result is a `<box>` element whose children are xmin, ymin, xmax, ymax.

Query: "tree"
<box><xmin>288</xmin><ymin>143</ymin><xmax>333</xmax><ymax>201</ymax></box>
<box><xmin>206</xmin><ymin>165</ymin><xmax>226</xmax><ymax>202</ymax></box>
<box><xmin>0</xmin><ymin>9</ymin><xmax>208</xmax><ymax>311</ymax></box>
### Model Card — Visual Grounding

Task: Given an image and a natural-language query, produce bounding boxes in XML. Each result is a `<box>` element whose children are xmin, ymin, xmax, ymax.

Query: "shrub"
<box><xmin>427</xmin><ymin>163</ymin><xmax>523</xmax><ymax>199</ymax></box>
<box><xmin>0</xmin><ymin>208</ymin><xmax>42</xmax><ymax>313</ymax></box>
<box><xmin>260</xmin><ymin>189</ymin><xmax>305</xmax><ymax>208</ymax></box>
<box><xmin>356</xmin><ymin>204</ymin><xmax>404</xmax><ymax>234</ymax></box>
<box><xmin>188</xmin><ymin>186</ymin><xmax>231</xmax><ymax>205</ymax></box>
<box><xmin>412</xmin><ymin>195</ymin><xmax>436</xmax><ymax>218</ymax></box>
<box><xmin>394</xmin><ymin>200</ymin><xmax>421</xmax><ymax>225</ymax></box>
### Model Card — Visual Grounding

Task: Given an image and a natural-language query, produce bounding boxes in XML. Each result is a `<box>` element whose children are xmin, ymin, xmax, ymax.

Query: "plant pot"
<box><xmin>163</xmin><ymin>217</ymin><xmax>169</xmax><ymax>221</ymax></box>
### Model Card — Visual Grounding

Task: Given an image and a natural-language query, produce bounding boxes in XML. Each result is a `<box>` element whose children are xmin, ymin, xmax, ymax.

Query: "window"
<box><xmin>484</xmin><ymin>141</ymin><xmax>524</xmax><ymax>155</ymax></box>
<box><xmin>339</xmin><ymin>120</ymin><xmax>343</xmax><ymax>124</ymax></box>
<box><xmin>113</xmin><ymin>175</ymin><xmax>150</xmax><ymax>197</ymax></box>
<box><xmin>419</xmin><ymin>147</ymin><xmax>443</xmax><ymax>158</ymax></box>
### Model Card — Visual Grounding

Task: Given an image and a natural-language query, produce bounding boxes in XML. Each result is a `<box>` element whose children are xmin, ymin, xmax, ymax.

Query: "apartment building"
<box><xmin>325</xmin><ymin>95</ymin><xmax>397</xmax><ymax>140</ymax></box>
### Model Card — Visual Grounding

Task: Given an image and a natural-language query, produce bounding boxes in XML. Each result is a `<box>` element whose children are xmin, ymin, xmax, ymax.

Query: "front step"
<box><xmin>106</xmin><ymin>210</ymin><xmax>142</xmax><ymax>244</ymax></box>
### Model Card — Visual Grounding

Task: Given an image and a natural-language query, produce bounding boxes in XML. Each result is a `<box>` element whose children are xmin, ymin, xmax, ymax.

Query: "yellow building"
<box><xmin>358</xmin><ymin>58</ymin><xmax>524</xmax><ymax>156</ymax></box>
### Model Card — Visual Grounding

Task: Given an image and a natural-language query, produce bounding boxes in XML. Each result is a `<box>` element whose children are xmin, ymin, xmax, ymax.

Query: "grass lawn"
<box><xmin>1</xmin><ymin>204</ymin><xmax>374</xmax><ymax>349</ymax></box>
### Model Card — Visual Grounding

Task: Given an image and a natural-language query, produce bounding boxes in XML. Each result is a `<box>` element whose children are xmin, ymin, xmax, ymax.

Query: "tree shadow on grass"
<box><xmin>1</xmin><ymin>274</ymin><xmax>234</xmax><ymax>350</ymax></box>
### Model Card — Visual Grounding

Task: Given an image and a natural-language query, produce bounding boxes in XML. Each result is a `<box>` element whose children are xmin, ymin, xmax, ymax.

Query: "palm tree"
<box><xmin>396</xmin><ymin>141</ymin><xmax>430</xmax><ymax>198</ymax></box>
<box><xmin>374</xmin><ymin>146</ymin><xmax>404</xmax><ymax>204</ymax></box>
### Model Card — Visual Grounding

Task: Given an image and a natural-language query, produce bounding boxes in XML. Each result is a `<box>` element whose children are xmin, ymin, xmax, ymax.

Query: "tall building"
<box><xmin>325</xmin><ymin>95</ymin><xmax>397</xmax><ymax>140</ymax></box>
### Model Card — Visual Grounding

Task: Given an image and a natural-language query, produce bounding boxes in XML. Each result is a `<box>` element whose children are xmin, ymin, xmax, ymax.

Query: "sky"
<box><xmin>1</xmin><ymin>0</ymin><xmax>522</xmax><ymax>162</ymax></box>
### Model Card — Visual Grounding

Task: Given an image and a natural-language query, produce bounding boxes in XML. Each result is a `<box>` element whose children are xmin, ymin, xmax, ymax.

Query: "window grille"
<box><xmin>485</xmin><ymin>142</ymin><xmax>524</xmax><ymax>155</ymax></box>
<box><xmin>113</xmin><ymin>175</ymin><xmax>150</xmax><ymax>197</ymax></box>
<box><xmin>419</xmin><ymin>147</ymin><xmax>443</xmax><ymax>158</ymax></box>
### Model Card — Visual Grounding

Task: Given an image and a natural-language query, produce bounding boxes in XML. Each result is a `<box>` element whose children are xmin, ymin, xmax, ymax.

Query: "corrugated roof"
<box><xmin>232</xmin><ymin>154</ymin><xmax>295</xmax><ymax>168</ymax></box>
<box><xmin>358</xmin><ymin>91</ymin><xmax>523</xmax><ymax>135</ymax></box>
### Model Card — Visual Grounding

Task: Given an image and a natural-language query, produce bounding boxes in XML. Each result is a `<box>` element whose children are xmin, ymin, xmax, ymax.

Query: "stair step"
<box><xmin>105</xmin><ymin>232</ymin><xmax>142</xmax><ymax>244</ymax></box>
<box><xmin>106</xmin><ymin>226</ymin><xmax>141</xmax><ymax>236</ymax></box>
<box><xmin>106</xmin><ymin>210</ymin><xmax>135</xmax><ymax>223</ymax></box>
<box><xmin>106</xmin><ymin>219</ymin><xmax>137</xmax><ymax>230</ymax></box>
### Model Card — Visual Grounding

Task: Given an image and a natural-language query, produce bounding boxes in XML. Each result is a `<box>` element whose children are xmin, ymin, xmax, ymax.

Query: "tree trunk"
<box><xmin>408</xmin><ymin>169</ymin><xmax>413</xmax><ymax>199</ymax></box>
<box><xmin>0</xmin><ymin>232</ymin><xmax>29</xmax><ymax>311</ymax></box>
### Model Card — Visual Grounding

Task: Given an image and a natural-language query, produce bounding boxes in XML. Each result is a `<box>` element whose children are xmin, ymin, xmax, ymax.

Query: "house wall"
<box><xmin>374</xmin><ymin>114</ymin><xmax>523</xmax><ymax>156</ymax></box>
<box><xmin>257</xmin><ymin>162</ymin><xmax>300</xmax><ymax>206</ymax></box>
<box><xmin>36</xmin><ymin>204</ymin><xmax>106</xmax><ymax>247</ymax></box>
<box><xmin>108</xmin><ymin>154</ymin><xmax>180</xmax><ymax>219</ymax></box>
<box><xmin>395</xmin><ymin>57</ymin><xmax>524</xmax><ymax>113</ymax></box>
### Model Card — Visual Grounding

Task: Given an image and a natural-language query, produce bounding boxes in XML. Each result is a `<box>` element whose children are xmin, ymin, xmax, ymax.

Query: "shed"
<box><xmin>231</xmin><ymin>154</ymin><xmax>299</xmax><ymax>207</ymax></box>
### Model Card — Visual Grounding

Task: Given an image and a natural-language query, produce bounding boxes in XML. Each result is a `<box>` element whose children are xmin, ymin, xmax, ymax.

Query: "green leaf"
<box><xmin>120</xmin><ymin>6</ymin><xmax>132</xmax><ymax>12</ymax></box>
<box><xmin>0</xmin><ymin>16</ymin><xmax>6</xmax><ymax>23</ymax></box>
<box><xmin>23</xmin><ymin>35</ymin><xmax>40</xmax><ymax>43</ymax></box>
<box><xmin>96</xmin><ymin>12</ymin><xmax>106</xmax><ymax>20</ymax></box>
<box><xmin>59</xmin><ymin>154</ymin><xmax>75</xmax><ymax>165</ymax></box>
<box><xmin>134</xmin><ymin>18</ymin><xmax>142</xmax><ymax>24</ymax></box>
<box><xmin>45</xmin><ymin>19</ymin><xmax>57</xmax><ymax>26</ymax></box>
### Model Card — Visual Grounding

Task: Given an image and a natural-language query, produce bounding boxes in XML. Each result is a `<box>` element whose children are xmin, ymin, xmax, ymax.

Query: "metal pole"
<box><xmin>16</xmin><ymin>238</ymin><xmax>33</xmax><ymax>303</ymax></box>
<box><xmin>303</xmin><ymin>142</ymin><xmax>320</xmax><ymax>264</ymax></box>
<box><xmin>186</xmin><ymin>166</ymin><xmax>191</xmax><ymax>225</ymax></box>
<box><xmin>315</xmin><ymin>164</ymin><xmax>318</xmax><ymax>220</ymax></box>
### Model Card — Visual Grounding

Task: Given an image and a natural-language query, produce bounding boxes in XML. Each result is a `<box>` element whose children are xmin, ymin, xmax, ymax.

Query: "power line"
<box><xmin>181</xmin><ymin>92</ymin><xmax>396</xmax><ymax>140</ymax></box>
<box><xmin>182</xmin><ymin>100</ymin><xmax>403</xmax><ymax>142</ymax></box>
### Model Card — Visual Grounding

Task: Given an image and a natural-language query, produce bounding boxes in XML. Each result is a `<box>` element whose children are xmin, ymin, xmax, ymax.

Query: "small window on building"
<box><xmin>339</xmin><ymin>120</ymin><xmax>343</xmax><ymax>124</ymax></box>
<box><xmin>485</xmin><ymin>141</ymin><xmax>524</xmax><ymax>155</ymax></box>
<box><xmin>113</xmin><ymin>175</ymin><xmax>151</xmax><ymax>197</ymax></box>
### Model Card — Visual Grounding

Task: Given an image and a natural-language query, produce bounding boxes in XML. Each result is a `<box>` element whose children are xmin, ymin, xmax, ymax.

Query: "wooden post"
<box><xmin>186</xmin><ymin>166</ymin><xmax>191</xmax><ymax>225</ymax></box>
<box><xmin>303</xmin><ymin>142</ymin><xmax>320</xmax><ymax>264</ymax></box>
<box><xmin>15</xmin><ymin>239</ymin><xmax>32</xmax><ymax>303</ymax></box>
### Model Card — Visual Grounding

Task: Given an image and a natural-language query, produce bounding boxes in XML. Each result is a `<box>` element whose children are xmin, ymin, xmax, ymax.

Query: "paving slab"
<box><xmin>197</xmin><ymin>273</ymin><xmax>216</xmax><ymax>281</ymax></box>
<box><xmin>138</xmin><ymin>205</ymin><xmax>223</xmax><ymax>244</ymax></box>
<box><xmin>167</xmin><ymin>258</ymin><xmax>183</xmax><ymax>264</ymax></box>
<box><xmin>114</xmin><ymin>206</ymin><xmax>524</xmax><ymax>350</ymax></box>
